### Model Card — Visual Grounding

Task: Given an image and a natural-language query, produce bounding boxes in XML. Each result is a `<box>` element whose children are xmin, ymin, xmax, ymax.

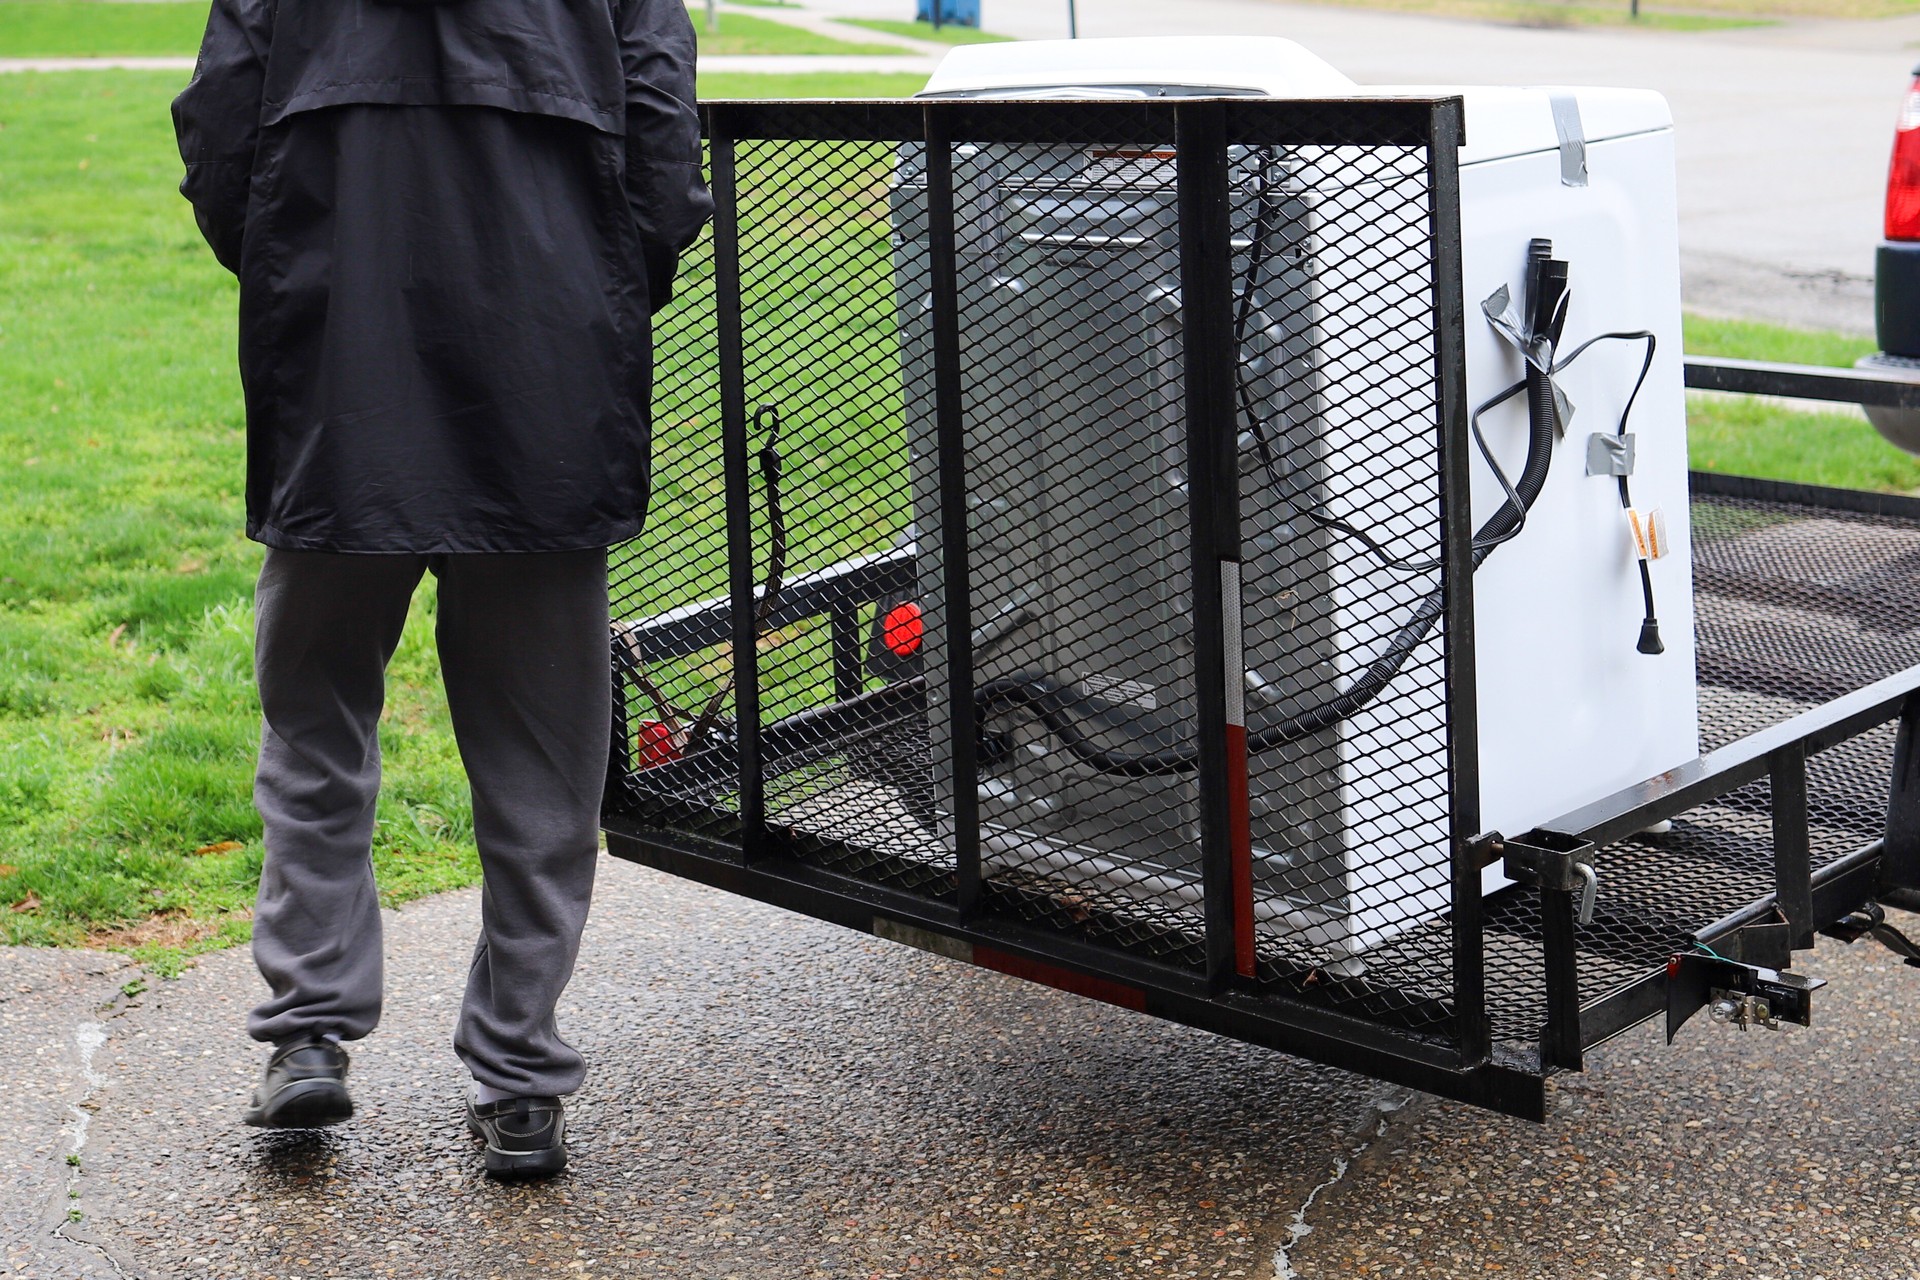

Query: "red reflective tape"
<box><xmin>1225</xmin><ymin>722</ymin><xmax>1257</xmax><ymax>978</ymax></box>
<box><xmin>974</xmin><ymin>947</ymin><xmax>1148</xmax><ymax>1012</ymax></box>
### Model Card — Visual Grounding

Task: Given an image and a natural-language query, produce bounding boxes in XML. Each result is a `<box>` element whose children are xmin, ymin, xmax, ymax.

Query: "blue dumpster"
<box><xmin>915</xmin><ymin>0</ymin><xmax>981</xmax><ymax>27</ymax></box>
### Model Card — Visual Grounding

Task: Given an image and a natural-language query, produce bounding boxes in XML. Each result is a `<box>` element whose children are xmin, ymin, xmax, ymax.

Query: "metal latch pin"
<box><xmin>1483</xmin><ymin>830</ymin><xmax>1600</xmax><ymax>925</ymax></box>
<box><xmin>1573</xmin><ymin>862</ymin><xmax>1598</xmax><ymax>926</ymax></box>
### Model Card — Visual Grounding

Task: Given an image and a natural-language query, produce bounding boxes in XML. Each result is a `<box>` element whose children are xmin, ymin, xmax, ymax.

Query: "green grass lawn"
<box><xmin>688</xmin><ymin>10</ymin><xmax>901</xmax><ymax>56</ymax></box>
<box><xmin>0</xmin><ymin>3</ymin><xmax>904</xmax><ymax>59</ymax></box>
<box><xmin>702</xmin><ymin>70</ymin><xmax>924</xmax><ymax>97</ymax></box>
<box><xmin>835</xmin><ymin>17</ymin><xmax>1017</xmax><ymax>44</ymax></box>
<box><xmin>0</xmin><ymin>68</ymin><xmax>919</xmax><ymax>966</ymax></box>
<box><xmin>0</xmin><ymin>65</ymin><xmax>1910</xmax><ymax>969</ymax></box>
<box><xmin>0</xmin><ymin>3</ymin><xmax>208</xmax><ymax>58</ymax></box>
<box><xmin>1678</xmin><ymin>315</ymin><xmax>1920</xmax><ymax>491</ymax></box>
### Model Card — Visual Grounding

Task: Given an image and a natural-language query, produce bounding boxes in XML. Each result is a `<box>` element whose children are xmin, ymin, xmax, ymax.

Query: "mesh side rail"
<box><xmin>1477</xmin><ymin>492</ymin><xmax>1920</xmax><ymax>1043</ymax></box>
<box><xmin>607</xmin><ymin>100</ymin><xmax>1478</xmax><ymax>1054</ymax></box>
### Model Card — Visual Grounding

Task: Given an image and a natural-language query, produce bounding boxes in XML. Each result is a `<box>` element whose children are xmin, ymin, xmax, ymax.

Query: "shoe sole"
<box><xmin>242</xmin><ymin>1078</ymin><xmax>353</xmax><ymax>1129</ymax></box>
<box><xmin>466</xmin><ymin>1114</ymin><xmax>569</xmax><ymax>1180</ymax></box>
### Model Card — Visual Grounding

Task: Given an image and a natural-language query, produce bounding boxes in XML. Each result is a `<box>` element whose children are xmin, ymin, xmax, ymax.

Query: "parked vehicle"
<box><xmin>1862</xmin><ymin>64</ymin><xmax>1920</xmax><ymax>451</ymax></box>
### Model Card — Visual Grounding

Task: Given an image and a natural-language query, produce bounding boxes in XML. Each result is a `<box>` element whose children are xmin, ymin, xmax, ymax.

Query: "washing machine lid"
<box><xmin>920</xmin><ymin>36</ymin><xmax>1358</xmax><ymax>99</ymax></box>
<box><xmin>922</xmin><ymin>41</ymin><xmax>1672</xmax><ymax>167</ymax></box>
<box><xmin>1370</xmin><ymin>84</ymin><xmax>1673</xmax><ymax>167</ymax></box>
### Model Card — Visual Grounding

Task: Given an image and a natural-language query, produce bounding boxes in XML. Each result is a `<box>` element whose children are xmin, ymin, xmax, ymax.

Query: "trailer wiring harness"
<box><xmin>618</xmin><ymin>404</ymin><xmax>789</xmax><ymax>750</ymax></box>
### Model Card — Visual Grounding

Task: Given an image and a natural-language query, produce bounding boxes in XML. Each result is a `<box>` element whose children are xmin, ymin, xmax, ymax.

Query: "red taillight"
<box><xmin>881</xmin><ymin>601</ymin><xmax>924</xmax><ymax>657</ymax></box>
<box><xmin>636</xmin><ymin>720</ymin><xmax>681</xmax><ymax>769</ymax></box>
<box><xmin>1888</xmin><ymin>74</ymin><xmax>1920</xmax><ymax>241</ymax></box>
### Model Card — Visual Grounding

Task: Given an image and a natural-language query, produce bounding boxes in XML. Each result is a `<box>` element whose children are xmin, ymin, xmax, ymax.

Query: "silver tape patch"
<box><xmin>1587</xmin><ymin>432</ymin><xmax>1637</xmax><ymax>477</ymax></box>
<box><xmin>1549</xmin><ymin>92</ymin><xmax>1589</xmax><ymax>188</ymax></box>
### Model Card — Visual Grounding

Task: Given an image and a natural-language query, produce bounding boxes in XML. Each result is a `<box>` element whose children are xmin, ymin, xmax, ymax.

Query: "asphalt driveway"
<box><xmin>8</xmin><ymin>854</ymin><xmax>1920</xmax><ymax>1279</ymax></box>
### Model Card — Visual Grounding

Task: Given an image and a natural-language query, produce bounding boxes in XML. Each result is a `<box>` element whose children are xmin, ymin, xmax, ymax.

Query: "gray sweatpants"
<box><xmin>246</xmin><ymin>548</ymin><xmax>611</xmax><ymax>1099</ymax></box>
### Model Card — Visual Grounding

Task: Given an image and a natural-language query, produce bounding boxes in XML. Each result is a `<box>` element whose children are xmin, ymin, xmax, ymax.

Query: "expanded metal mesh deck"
<box><xmin>1477</xmin><ymin>489</ymin><xmax>1920</xmax><ymax>1043</ymax></box>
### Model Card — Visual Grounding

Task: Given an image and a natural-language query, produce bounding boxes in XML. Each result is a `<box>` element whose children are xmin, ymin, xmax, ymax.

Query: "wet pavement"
<box><xmin>1</xmin><ymin>948</ymin><xmax>137</xmax><ymax>1280</ymax></box>
<box><xmin>3</xmin><ymin>857</ymin><xmax>1397</xmax><ymax>1280</ymax></box>
<box><xmin>1282</xmin><ymin>930</ymin><xmax>1920</xmax><ymax>1280</ymax></box>
<box><xmin>7</xmin><ymin>855</ymin><xmax>1920</xmax><ymax>1279</ymax></box>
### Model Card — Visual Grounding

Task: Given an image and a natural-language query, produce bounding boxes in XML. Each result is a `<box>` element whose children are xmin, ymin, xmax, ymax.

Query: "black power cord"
<box><xmin>1234</xmin><ymin>158</ymin><xmax>1557</xmax><ymax>573</ymax></box>
<box><xmin>1466</xmin><ymin>328</ymin><xmax>1665</xmax><ymax>653</ymax></box>
<box><xmin>1232</xmin><ymin>160</ymin><xmax>1663</xmax><ymax>649</ymax></box>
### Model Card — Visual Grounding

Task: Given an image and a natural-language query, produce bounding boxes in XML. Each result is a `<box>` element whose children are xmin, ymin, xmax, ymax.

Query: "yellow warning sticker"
<box><xmin>1626</xmin><ymin>507</ymin><xmax>1667</xmax><ymax>561</ymax></box>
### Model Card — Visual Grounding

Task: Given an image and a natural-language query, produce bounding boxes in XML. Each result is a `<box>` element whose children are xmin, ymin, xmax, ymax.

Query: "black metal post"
<box><xmin>830</xmin><ymin>602</ymin><xmax>863</xmax><ymax>703</ymax></box>
<box><xmin>1771</xmin><ymin>745</ymin><xmax>1815</xmax><ymax>950</ymax></box>
<box><xmin>1883</xmin><ymin>693</ymin><xmax>1920</xmax><ymax>895</ymax></box>
<box><xmin>1426</xmin><ymin>100</ymin><xmax>1489</xmax><ymax>1067</ymax></box>
<box><xmin>1176</xmin><ymin>101</ymin><xmax>1245</xmax><ymax>988</ymax></box>
<box><xmin>710</xmin><ymin>122</ymin><xmax>764</xmax><ymax>859</ymax></box>
<box><xmin>925</xmin><ymin>106</ymin><xmax>982</xmax><ymax>917</ymax></box>
<box><xmin>1539</xmin><ymin>881</ymin><xmax>1583</xmax><ymax>1072</ymax></box>
<box><xmin>1067</xmin><ymin>0</ymin><xmax>1079</xmax><ymax>37</ymax></box>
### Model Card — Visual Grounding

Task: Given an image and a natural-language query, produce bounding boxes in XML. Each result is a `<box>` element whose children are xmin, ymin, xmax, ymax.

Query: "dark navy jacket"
<box><xmin>173</xmin><ymin>0</ymin><xmax>712</xmax><ymax>552</ymax></box>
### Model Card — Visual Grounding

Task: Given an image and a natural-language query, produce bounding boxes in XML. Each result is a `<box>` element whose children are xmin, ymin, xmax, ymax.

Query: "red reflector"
<box><xmin>1887</xmin><ymin>77</ymin><xmax>1920</xmax><ymax>241</ymax></box>
<box><xmin>882</xmin><ymin>601</ymin><xmax>924</xmax><ymax>657</ymax></box>
<box><xmin>974</xmin><ymin>947</ymin><xmax>1148</xmax><ymax>1012</ymax></box>
<box><xmin>636</xmin><ymin>720</ymin><xmax>681</xmax><ymax>770</ymax></box>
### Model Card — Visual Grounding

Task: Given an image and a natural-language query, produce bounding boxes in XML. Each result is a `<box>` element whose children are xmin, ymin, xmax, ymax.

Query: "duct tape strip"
<box><xmin>1587</xmin><ymin>432</ymin><xmax>1636</xmax><ymax>477</ymax></box>
<box><xmin>1482</xmin><ymin>283</ymin><xmax>1577</xmax><ymax>428</ymax></box>
<box><xmin>1549</xmin><ymin>92</ymin><xmax>1589</xmax><ymax>188</ymax></box>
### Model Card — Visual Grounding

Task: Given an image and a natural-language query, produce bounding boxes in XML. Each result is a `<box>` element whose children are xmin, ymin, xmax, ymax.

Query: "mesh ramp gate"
<box><xmin>603</xmin><ymin>98</ymin><xmax>1920</xmax><ymax>1120</ymax></box>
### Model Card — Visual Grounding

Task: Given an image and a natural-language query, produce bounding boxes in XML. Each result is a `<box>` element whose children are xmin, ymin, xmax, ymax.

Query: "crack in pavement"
<box><xmin>45</xmin><ymin>1019</ymin><xmax>136</xmax><ymax>1279</ymax></box>
<box><xmin>1270</xmin><ymin>1088</ymin><xmax>1414</xmax><ymax>1280</ymax></box>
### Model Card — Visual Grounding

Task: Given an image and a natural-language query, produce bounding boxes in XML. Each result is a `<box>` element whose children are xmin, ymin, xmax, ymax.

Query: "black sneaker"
<box><xmin>466</xmin><ymin>1091</ymin><xmax>568</xmax><ymax>1180</ymax></box>
<box><xmin>242</xmin><ymin>1039</ymin><xmax>353</xmax><ymax>1129</ymax></box>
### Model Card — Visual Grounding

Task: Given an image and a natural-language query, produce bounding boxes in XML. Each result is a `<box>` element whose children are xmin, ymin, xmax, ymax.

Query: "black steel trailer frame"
<box><xmin>603</xmin><ymin>97</ymin><xmax>1920</xmax><ymax>1121</ymax></box>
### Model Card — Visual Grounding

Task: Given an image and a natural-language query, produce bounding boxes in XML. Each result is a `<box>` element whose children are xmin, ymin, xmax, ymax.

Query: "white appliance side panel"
<box><xmin>1461</xmin><ymin>130</ymin><xmax>1699</xmax><ymax>853</ymax></box>
<box><xmin>1317</xmin><ymin>128</ymin><xmax>1697</xmax><ymax>954</ymax></box>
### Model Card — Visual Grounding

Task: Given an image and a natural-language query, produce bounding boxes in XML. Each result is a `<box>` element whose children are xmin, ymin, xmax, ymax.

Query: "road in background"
<box><xmin>797</xmin><ymin>0</ymin><xmax>1920</xmax><ymax>334</ymax></box>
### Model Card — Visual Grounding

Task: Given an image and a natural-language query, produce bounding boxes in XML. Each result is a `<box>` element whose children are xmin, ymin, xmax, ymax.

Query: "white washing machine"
<box><xmin>907</xmin><ymin>38</ymin><xmax>1697</xmax><ymax>958</ymax></box>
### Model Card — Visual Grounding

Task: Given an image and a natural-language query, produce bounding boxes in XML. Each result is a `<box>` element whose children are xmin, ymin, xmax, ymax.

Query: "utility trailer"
<box><xmin>603</xmin><ymin>78</ymin><xmax>1920</xmax><ymax>1121</ymax></box>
